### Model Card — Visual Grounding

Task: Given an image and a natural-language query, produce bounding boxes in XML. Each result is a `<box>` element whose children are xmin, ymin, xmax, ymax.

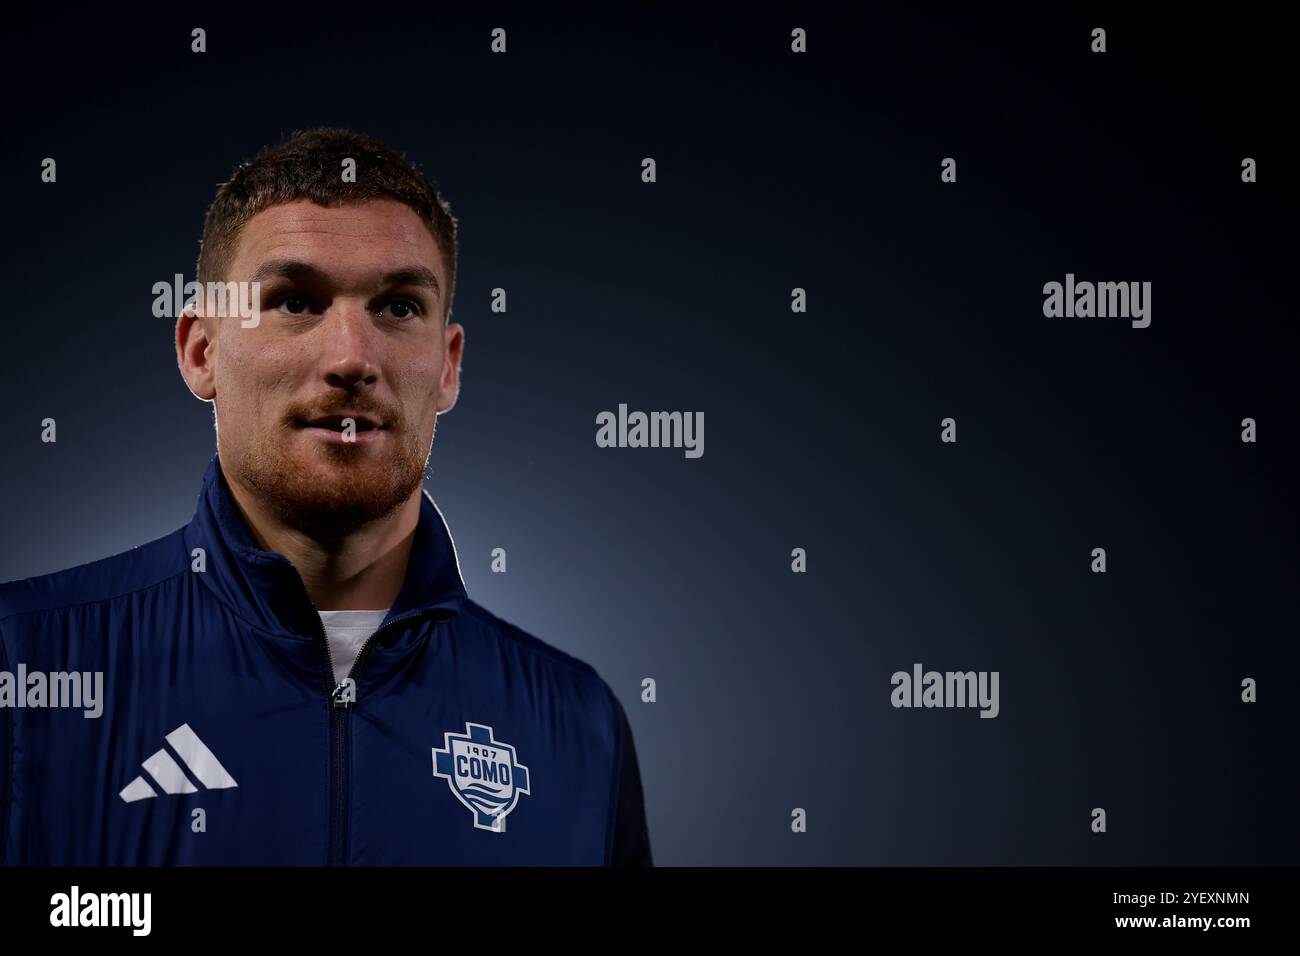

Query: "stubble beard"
<box><xmin>232</xmin><ymin>420</ymin><xmax>432</xmax><ymax>537</ymax></box>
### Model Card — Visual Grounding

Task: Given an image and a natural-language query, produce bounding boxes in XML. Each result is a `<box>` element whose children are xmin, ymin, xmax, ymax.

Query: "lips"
<box><xmin>297</xmin><ymin>413</ymin><xmax>384</xmax><ymax>432</ymax></box>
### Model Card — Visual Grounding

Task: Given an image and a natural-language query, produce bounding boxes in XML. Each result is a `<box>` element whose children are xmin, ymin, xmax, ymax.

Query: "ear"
<box><xmin>176</xmin><ymin>303</ymin><xmax>217</xmax><ymax>401</ymax></box>
<box><xmin>436</xmin><ymin>321</ymin><xmax>465</xmax><ymax>414</ymax></box>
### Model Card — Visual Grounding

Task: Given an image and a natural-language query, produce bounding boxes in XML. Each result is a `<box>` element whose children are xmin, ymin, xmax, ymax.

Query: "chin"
<box><xmin>236</xmin><ymin>451</ymin><xmax>413</xmax><ymax>535</ymax></box>
<box><xmin>275</xmin><ymin>477</ymin><xmax>407</xmax><ymax>533</ymax></box>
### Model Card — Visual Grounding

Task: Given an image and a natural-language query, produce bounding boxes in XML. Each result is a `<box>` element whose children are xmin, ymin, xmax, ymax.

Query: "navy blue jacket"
<box><xmin>0</xmin><ymin>456</ymin><xmax>651</xmax><ymax>865</ymax></box>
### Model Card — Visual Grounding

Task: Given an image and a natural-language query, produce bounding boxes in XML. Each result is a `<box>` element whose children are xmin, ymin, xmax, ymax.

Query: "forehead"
<box><xmin>231</xmin><ymin>199</ymin><xmax>444</xmax><ymax>284</ymax></box>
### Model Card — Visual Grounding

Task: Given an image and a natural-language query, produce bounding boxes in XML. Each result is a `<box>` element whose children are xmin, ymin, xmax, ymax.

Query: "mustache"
<box><xmin>284</xmin><ymin>397</ymin><xmax>400</xmax><ymax>428</ymax></box>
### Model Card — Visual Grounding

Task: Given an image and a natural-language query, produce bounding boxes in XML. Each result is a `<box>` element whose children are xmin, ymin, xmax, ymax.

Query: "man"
<box><xmin>0</xmin><ymin>129</ymin><xmax>652</xmax><ymax>866</ymax></box>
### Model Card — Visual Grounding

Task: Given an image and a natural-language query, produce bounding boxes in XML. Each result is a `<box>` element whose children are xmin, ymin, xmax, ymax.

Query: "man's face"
<box><xmin>189</xmin><ymin>198</ymin><xmax>462</xmax><ymax>535</ymax></box>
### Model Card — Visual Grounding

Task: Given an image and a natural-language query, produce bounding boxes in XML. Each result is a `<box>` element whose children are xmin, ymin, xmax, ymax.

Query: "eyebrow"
<box><xmin>248</xmin><ymin>259</ymin><xmax>441</xmax><ymax>296</ymax></box>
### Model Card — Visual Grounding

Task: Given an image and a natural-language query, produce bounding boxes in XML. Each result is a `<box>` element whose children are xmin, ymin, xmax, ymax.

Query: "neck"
<box><xmin>222</xmin><ymin>468</ymin><xmax>420</xmax><ymax>612</ymax></box>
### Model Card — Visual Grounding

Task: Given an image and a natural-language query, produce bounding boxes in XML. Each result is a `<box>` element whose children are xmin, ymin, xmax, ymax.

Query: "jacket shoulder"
<box><xmin>454</xmin><ymin>597</ymin><xmax>609</xmax><ymax>687</ymax></box>
<box><xmin>0</xmin><ymin>527</ymin><xmax>191</xmax><ymax>624</ymax></box>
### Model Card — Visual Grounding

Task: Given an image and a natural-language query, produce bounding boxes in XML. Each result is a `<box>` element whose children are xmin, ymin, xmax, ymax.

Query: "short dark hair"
<box><xmin>196</xmin><ymin>128</ymin><xmax>458</xmax><ymax>321</ymax></box>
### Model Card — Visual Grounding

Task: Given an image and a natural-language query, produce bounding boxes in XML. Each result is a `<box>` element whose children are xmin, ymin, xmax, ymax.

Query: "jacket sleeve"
<box><xmin>608</xmin><ymin>696</ymin><xmax>652</xmax><ymax>866</ymax></box>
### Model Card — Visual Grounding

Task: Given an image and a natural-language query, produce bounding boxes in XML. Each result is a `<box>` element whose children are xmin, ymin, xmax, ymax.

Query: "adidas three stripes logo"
<box><xmin>119</xmin><ymin>723</ymin><xmax>238</xmax><ymax>803</ymax></box>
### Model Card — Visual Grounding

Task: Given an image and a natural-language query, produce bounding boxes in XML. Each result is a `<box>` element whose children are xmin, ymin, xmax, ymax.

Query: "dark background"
<box><xmin>1</xmin><ymin>5</ymin><xmax>1294</xmax><ymax>864</ymax></box>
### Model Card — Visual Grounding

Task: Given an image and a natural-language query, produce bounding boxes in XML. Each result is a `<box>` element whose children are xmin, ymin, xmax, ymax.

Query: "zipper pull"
<box><xmin>332</xmin><ymin>678</ymin><xmax>356</xmax><ymax>708</ymax></box>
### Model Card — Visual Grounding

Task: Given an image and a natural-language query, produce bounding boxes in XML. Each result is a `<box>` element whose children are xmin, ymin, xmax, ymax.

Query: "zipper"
<box><xmin>315</xmin><ymin>609</ymin><xmax>429</xmax><ymax>867</ymax></box>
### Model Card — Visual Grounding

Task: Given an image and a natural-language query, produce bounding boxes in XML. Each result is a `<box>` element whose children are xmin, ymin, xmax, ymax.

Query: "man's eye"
<box><xmin>274</xmin><ymin>294</ymin><xmax>314</xmax><ymax>315</ymax></box>
<box><xmin>379</xmin><ymin>298</ymin><xmax>423</xmax><ymax>320</ymax></box>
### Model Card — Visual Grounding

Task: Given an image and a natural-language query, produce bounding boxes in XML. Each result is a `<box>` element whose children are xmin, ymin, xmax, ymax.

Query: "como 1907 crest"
<box><xmin>432</xmin><ymin>722</ymin><xmax>531</xmax><ymax>832</ymax></box>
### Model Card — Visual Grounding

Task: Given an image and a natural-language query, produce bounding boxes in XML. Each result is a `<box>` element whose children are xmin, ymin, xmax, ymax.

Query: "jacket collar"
<box><xmin>183</xmin><ymin>454</ymin><xmax>467</xmax><ymax>640</ymax></box>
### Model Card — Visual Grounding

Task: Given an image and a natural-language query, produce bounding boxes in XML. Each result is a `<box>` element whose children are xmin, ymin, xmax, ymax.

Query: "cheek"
<box><xmin>216</xmin><ymin>340</ymin><xmax>298</xmax><ymax>428</ymax></box>
<box><xmin>394</xmin><ymin>355</ymin><xmax>443</xmax><ymax>414</ymax></box>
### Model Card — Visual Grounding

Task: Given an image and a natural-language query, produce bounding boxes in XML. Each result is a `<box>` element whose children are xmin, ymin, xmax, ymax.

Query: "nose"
<box><xmin>319</xmin><ymin>299</ymin><xmax>380</xmax><ymax>391</ymax></box>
